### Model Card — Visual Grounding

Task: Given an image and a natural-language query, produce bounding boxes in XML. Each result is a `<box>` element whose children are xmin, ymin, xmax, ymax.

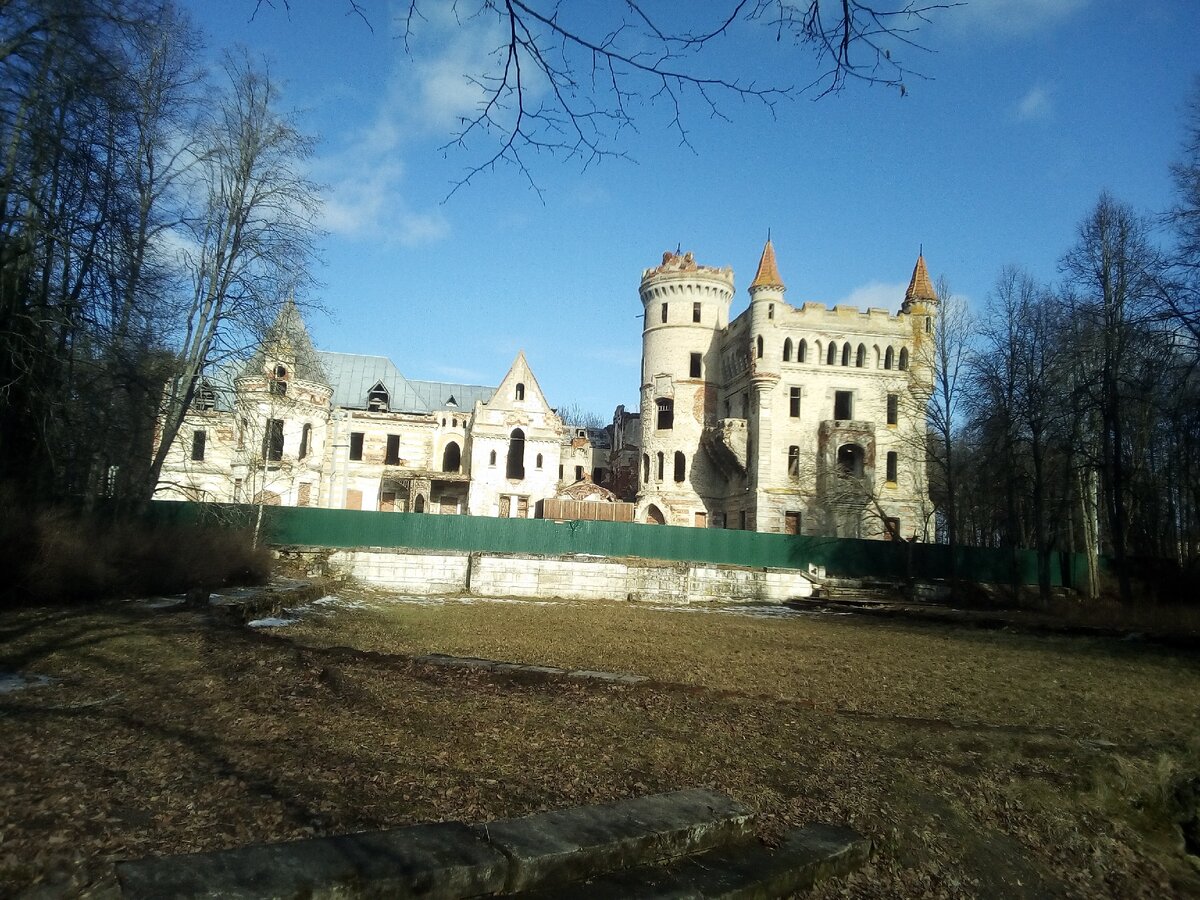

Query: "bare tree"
<box><xmin>383</xmin><ymin>1</ymin><xmax>957</xmax><ymax>195</ymax></box>
<box><xmin>146</xmin><ymin>51</ymin><xmax>321</xmax><ymax>499</ymax></box>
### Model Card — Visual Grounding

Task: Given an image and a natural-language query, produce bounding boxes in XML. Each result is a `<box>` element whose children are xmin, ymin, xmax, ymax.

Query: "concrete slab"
<box><xmin>116</xmin><ymin>822</ymin><xmax>507</xmax><ymax>899</ymax></box>
<box><xmin>515</xmin><ymin>823</ymin><xmax>871</xmax><ymax>898</ymax></box>
<box><xmin>480</xmin><ymin>788</ymin><xmax>753</xmax><ymax>892</ymax></box>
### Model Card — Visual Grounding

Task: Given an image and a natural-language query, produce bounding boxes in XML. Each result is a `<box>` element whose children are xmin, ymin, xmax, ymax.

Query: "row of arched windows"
<box><xmin>641</xmin><ymin>451</ymin><xmax>687</xmax><ymax>483</ymax></box>
<box><xmin>760</xmin><ymin>337</ymin><xmax>910</xmax><ymax>370</ymax></box>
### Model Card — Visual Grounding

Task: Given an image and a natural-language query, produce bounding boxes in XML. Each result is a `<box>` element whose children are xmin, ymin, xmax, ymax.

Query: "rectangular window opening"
<box><xmin>689</xmin><ymin>352</ymin><xmax>702</xmax><ymax>379</ymax></box>
<box><xmin>887</xmin><ymin>394</ymin><xmax>898</xmax><ymax>426</ymax></box>
<box><xmin>692</xmin><ymin>302</ymin><xmax>701</xmax><ymax>323</ymax></box>
<box><xmin>349</xmin><ymin>431</ymin><xmax>364</xmax><ymax>461</ymax></box>
<box><xmin>385</xmin><ymin>434</ymin><xmax>400</xmax><ymax>465</ymax></box>
<box><xmin>660</xmin><ymin>302</ymin><xmax>668</xmax><ymax>323</ymax></box>
<box><xmin>886</xmin><ymin>451</ymin><xmax>898</xmax><ymax>483</ymax></box>
<box><xmin>789</xmin><ymin>387</ymin><xmax>801</xmax><ymax>418</ymax></box>
<box><xmin>191</xmin><ymin>429</ymin><xmax>206</xmax><ymax>461</ymax></box>
<box><xmin>834</xmin><ymin>391</ymin><xmax>853</xmax><ymax>421</ymax></box>
<box><xmin>263</xmin><ymin>419</ymin><xmax>284</xmax><ymax>461</ymax></box>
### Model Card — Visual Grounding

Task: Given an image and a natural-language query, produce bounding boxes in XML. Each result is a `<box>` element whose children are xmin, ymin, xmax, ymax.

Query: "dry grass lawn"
<box><xmin>2</xmin><ymin>589</ymin><xmax>1199</xmax><ymax>898</ymax></box>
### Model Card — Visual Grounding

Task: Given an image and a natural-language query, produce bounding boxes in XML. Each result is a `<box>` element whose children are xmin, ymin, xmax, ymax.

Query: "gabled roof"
<box><xmin>904</xmin><ymin>254</ymin><xmax>938</xmax><ymax>305</ymax></box>
<box><xmin>317</xmin><ymin>351</ymin><xmax>495</xmax><ymax>413</ymax></box>
<box><xmin>486</xmin><ymin>351</ymin><xmax>554</xmax><ymax>414</ymax></box>
<box><xmin>749</xmin><ymin>239</ymin><xmax>786</xmax><ymax>292</ymax></box>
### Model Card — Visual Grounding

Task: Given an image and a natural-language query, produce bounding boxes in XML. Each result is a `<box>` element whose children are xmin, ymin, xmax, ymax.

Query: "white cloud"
<box><xmin>1015</xmin><ymin>85</ymin><xmax>1052</xmax><ymax>121</ymax></box>
<box><xmin>832</xmin><ymin>280</ymin><xmax>908</xmax><ymax>311</ymax></box>
<box><xmin>942</xmin><ymin>0</ymin><xmax>1088</xmax><ymax>37</ymax></box>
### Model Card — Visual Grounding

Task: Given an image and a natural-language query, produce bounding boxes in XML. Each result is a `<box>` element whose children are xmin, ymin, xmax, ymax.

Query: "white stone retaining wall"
<box><xmin>320</xmin><ymin>547</ymin><xmax>812</xmax><ymax>605</ymax></box>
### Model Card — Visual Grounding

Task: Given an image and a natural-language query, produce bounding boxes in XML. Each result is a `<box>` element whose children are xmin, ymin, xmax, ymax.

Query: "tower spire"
<box><xmin>749</xmin><ymin>238</ymin><xmax>785</xmax><ymax>292</ymax></box>
<box><xmin>904</xmin><ymin>252</ymin><xmax>937</xmax><ymax>305</ymax></box>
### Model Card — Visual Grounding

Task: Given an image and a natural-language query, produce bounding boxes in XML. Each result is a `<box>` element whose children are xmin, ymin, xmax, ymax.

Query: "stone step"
<box><xmin>516</xmin><ymin>823</ymin><xmax>872</xmax><ymax>898</ymax></box>
<box><xmin>115</xmin><ymin>789</ymin><xmax>754</xmax><ymax>899</ymax></box>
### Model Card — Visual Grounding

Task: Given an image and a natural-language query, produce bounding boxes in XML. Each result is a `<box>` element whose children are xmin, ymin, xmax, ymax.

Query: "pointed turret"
<box><xmin>749</xmin><ymin>239</ymin><xmax>785</xmax><ymax>293</ymax></box>
<box><xmin>902</xmin><ymin>254</ymin><xmax>937</xmax><ymax>310</ymax></box>
<box><xmin>246</xmin><ymin>297</ymin><xmax>329</xmax><ymax>384</ymax></box>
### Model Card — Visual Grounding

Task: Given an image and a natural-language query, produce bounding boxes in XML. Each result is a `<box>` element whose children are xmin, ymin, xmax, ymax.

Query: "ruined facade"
<box><xmin>634</xmin><ymin>242</ymin><xmax>937</xmax><ymax>539</ymax></box>
<box><xmin>156</xmin><ymin>240</ymin><xmax>937</xmax><ymax>538</ymax></box>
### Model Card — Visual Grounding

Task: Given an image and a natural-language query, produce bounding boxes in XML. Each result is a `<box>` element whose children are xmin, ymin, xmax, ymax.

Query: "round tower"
<box><xmin>636</xmin><ymin>250</ymin><xmax>733</xmax><ymax>526</ymax></box>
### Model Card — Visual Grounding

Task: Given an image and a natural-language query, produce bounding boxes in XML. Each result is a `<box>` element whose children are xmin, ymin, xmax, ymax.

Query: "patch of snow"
<box><xmin>247</xmin><ymin>616</ymin><xmax>297</xmax><ymax>628</ymax></box>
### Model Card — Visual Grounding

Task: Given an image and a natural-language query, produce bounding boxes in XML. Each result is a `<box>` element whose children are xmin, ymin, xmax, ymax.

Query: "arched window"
<box><xmin>856</xmin><ymin>344</ymin><xmax>866</xmax><ymax>367</ymax></box>
<box><xmin>798</xmin><ymin>339</ymin><xmax>807</xmax><ymax>363</ymax></box>
<box><xmin>274</xmin><ymin>365</ymin><xmax>287</xmax><ymax>380</ymax></box>
<box><xmin>884</xmin><ymin>346</ymin><xmax>894</xmax><ymax>370</ymax></box>
<box><xmin>787</xmin><ymin>445</ymin><xmax>799</xmax><ymax>477</ymax></box>
<box><xmin>535</xmin><ymin>453</ymin><xmax>543</xmax><ymax>469</ymax></box>
<box><xmin>755</xmin><ymin>335</ymin><xmax>763</xmax><ymax>359</ymax></box>
<box><xmin>837</xmin><ymin>443</ymin><xmax>865</xmax><ymax>477</ymax></box>
<box><xmin>642</xmin><ymin>453</ymin><xmax>650</xmax><ymax>483</ymax></box>
<box><xmin>827</xmin><ymin>342</ymin><xmax>837</xmax><ymax>365</ymax></box>
<box><xmin>656</xmin><ymin>451</ymin><xmax>665</xmax><ymax>481</ymax></box>
<box><xmin>506</xmin><ymin>429</ymin><xmax>525</xmax><ymax>479</ymax></box>
<box><xmin>414</xmin><ymin>495</ymin><xmax>425</xmax><ymax>513</ymax></box>
<box><xmin>452</xmin><ymin>417</ymin><xmax>457</xmax><ymax>427</ymax></box>
<box><xmin>841</xmin><ymin>343</ymin><xmax>851</xmax><ymax>366</ymax></box>
<box><xmin>489</xmin><ymin>449</ymin><xmax>497</xmax><ymax>467</ymax></box>
<box><xmin>899</xmin><ymin>347</ymin><xmax>909</xmax><ymax>370</ymax></box>
<box><xmin>442</xmin><ymin>441</ymin><xmax>461</xmax><ymax>472</ymax></box>
<box><xmin>782</xmin><ymin>338</ymin><xmax>793</xmax><ymax>362</ymax></box>
<box><xmin>515</xmin><ymin>382</ymin><xmax>525</xmax><ymax>401</ymax></box>
<box><xmin>299</xmin><ymin>423</ymin><xmax>311</xmax><ymax>459</ymax></box>
<box><xmin>673</xmin><ymin>451</ymin><xmax>686</xmax><ymax>482</ymax></box>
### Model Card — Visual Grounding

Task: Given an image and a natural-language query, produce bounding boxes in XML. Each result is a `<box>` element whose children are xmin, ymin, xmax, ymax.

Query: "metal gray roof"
<box><xmin>317</xmin><ymin>352</ymin><xmax>495</xmax><ymax>413</ymax></box>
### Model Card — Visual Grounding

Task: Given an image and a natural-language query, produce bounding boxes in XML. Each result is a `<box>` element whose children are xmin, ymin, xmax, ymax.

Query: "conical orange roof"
<box><xmin>904</xmin><ymin>254</ymin><xmax>937</xmax><ymax>304</ymax></box>
<box><xmin>749</xmin><ymin>240</ymin><xmax>785</xmax><ymax>291</ymax></box>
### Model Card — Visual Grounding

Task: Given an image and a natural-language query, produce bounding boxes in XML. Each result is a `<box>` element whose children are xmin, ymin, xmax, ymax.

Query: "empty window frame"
<box><xmin>798</xmin><ymin>339</ymin><xmax>807</xmax><ymax>363</ymax></box>
<box><xmin>299</xmin><ymin>423</ymin><xmax>311</xmax><ymax>459</ymax></box>
<box><xmin>660</xmin><ymin>302</ymin><xmax>668</xmax><ymax>323</ymax></box>
<box><xmin>886</xmin><ymin>451</ymin><xmax>898</xmax><ymax>483</ymax></box>
<box><xmin>535</xmin><ymin>453</ymin><xmax>543</xmax><ymax>469</ymax></box>
<box><xmin>515</xmin><ymin>382</ymin><xmax>525</xmax><ymax>401</ymax></box>
<box><xmin>575</xmin><ymin>465</ymin><xmax>584</xmax><ymax>481</ymax></box>
<box><xmin>689</xmin><ymin>352</ymin><xmax>702</xmax><ymax>378</ymax></box>
<box><xmin>789</xmin><ymin>386</ymin><xmax>801</xmax><ymax>418</ymax></box>
<box><xmin>367</xmin><ymin>382</ymin><xmax>389</xmax><ymax>411</ymax></box>
<box><xmin>443</xmin><ymin>441</ymin><xmax>461</xmax><ymax>472</ymax></box>
<box><xmin>899</xmin><ymin>347</ymin><xmax>909</xmax><ymax>370</ymax></box>
<box><xmin>506</xmin><ymin>429</ymin><xmax>526</xmax><ymax>479</ymax></box>
<box><xmin>768</xmin><ymin>303</ymin><xmax>774</xmax><ymax>319</ymax></box>
<box><xmin>642</xmin><ymin>453</ymin><xmax>650</xmax><ymax>483</ymax></box>
<box><xmin>195</xmin><ymin>384</ymin><xmax>216</xmax><ymax>411</ymax></box>
<box><xmin>656</xmin><ymin>451</ymin><xmax>665</xmax><ymax>481</ymax></box>
<box><xmin>673</xmin><ymin>451</ymin><xmax>686</xmax><ymax>482</ymax></box>
<box><xmin>827</xmin><ymin>342</ymin><xmax>837</xmax><ymax>365</ymax></box>
<box><xmin>841</xmin><ymin>343</ymin><xmax>851</xmax><ymax>366</ymax></box>
<box><xmin>348</xmin><ymin>431</ymin><xmax>364</xmax><ymax>461</ymax></box>
<box><xmin>884</xmin><ymin>346</ymin><xmax>895</xmax><ymax>370</ymax></box>
<box><xmin>656</xmin><ymin>398</ymin><xmax>674</xmax><ymax>430</ymax></box>
<box><xmin>756</xmin><ymin>335</ymin><xmax>764</xmax><ymax>359</ymax></box>
<box><xmin>887</xmin><ymin>394</ymin><xmax>898</xmax><ymax>425</ymax></box>
<box><xmin>692</xmin><ymin>301</ymin><xmax>701</xmax><ymax>323</ymax></box>
<box><xmin>263</xmin><ymin>419</ymin><xmax>284</xmax><ymax>461</ymax></box>
<box><xmin>856</xmin><ymin>344</ymin><xmax>866</xmax><ymax>367</ymax></box>
<box><xmin>191</xmin><ymin>429</ymin><xmax>206</xmax><ymax>461</ymax></box>
<box><xmin>489</xmin><ymin>449</ymin><xmax>497</xmax><ymax>467</ymax></box>
<box><xmin>783</xmin><ymin>338</ymin><xmax>793</xmax><ymax>362</ymax></box>
<box><xmin>787</xmin><ymin>445</ymin><xmax>799</xmax><ymax>477</ymax></box>
<box><xmin>385</xmin><ymin>434</ymin><xmax>400</xmax><ymax>465</ymax></box>
<box><xmin>834</xmin><ymin>391</ymin><xmax>853</xmax><ymax>421</ymax></box>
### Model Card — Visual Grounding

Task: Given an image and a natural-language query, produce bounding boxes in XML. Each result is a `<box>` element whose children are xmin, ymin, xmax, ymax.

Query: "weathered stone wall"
<box><xmin>317</xmin><ymin>547</ymin><xmax>813</xmax><ymax>604</ymax></box>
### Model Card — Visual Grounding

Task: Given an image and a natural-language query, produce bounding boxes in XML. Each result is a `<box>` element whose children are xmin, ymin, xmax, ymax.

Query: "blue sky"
<box><xmin>182</xmin><ymin>0</ymin><xmax>1198</xmax><ymax>418</ymax></box>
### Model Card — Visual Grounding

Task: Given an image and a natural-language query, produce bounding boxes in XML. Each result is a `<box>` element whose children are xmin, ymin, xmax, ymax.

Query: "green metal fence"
<box><xmin>148</xmin><ymin>501</ymin><xmax>1090</xmax><ymax>588</ymax></box>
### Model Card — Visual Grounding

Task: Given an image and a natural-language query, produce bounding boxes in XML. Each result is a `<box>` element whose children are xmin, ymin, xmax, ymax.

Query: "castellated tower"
<box><xmin>636</xmin><ymin>250</ymin><xmax>734</xmax><ymax>527</ymax></box>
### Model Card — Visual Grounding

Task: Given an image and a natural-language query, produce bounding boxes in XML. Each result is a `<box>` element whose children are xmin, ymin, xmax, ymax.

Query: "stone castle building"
<box><xmin>155</xmin><ymin>240</ymin><xmax>936</xmax><ymax>538</ymax></box>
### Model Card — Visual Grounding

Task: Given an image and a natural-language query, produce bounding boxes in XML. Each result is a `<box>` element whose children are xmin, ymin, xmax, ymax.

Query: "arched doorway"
<box><xmin>646</xmin><ymin>504</ymin><xmax>666</xmax><ymax>525</ymax></box>
<box><xmin>837</xmin><ymin>444</ymin><xmax>865</xmax><ymax>478</ymax></box>
<box><xmin>442</xmin><ymin>441</ymin><xmax>461</xmax><ymax>472</ymax></box>
<box><xmin>414</xmin><ymin>495</ymin><xmax>426</xmax><ymax>513</ymax></box>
